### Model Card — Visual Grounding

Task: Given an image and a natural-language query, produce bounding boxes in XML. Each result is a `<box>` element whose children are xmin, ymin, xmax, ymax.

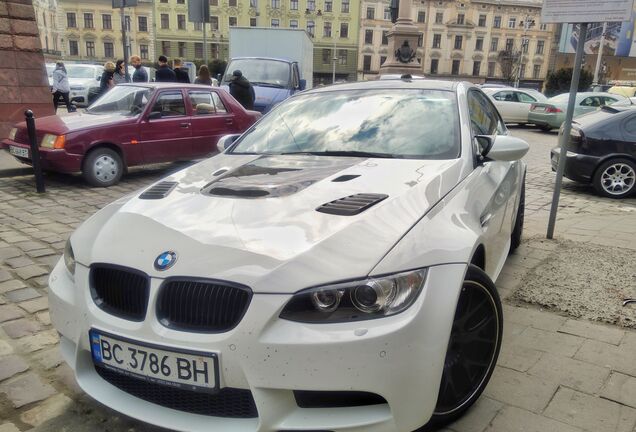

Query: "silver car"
<box><xmin>483</xmin><ymin>87</ymin><xmax>548</xmax><ymax>125</ymax></box>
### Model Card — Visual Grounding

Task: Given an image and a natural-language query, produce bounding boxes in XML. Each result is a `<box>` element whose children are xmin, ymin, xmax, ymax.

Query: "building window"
<box><xmin>508</xmin><ymin>17</ymin><xmax>516</xmax><ymax>28</ymax></box>
<box><xmin>271</xmin><ymin>0</ymin><xmax>279</xmax><ymax>8</ymax></box>
<box><xmin>457</xmin><ymin>13</ymin><xmax>464</xmax><ymax>24</ymax></box>
<box><xmin>451</xmin><ymin>60</ymin><xmax>460</xmax><ymax>75</ymax></box>
<box><xmin>488</xmin><ymin>61</ymin><xmax>496</xmax><ymax>76</ymax></box>
<box><xmin>478</xmin><ymin>14</ymin><xmax>486</xmax><ymax>27</ymax></box>
<box><xmin>472</xmin><ymin>61</ymin><xmax>481</xmax><ymax>76</ymax></box>
<box><xmin>430</xmin><ymin>58</ymin><xmax>439</xmax><ymax>74</ymax></box>
<box><xmin>307</xmin><ymin>20</ymin><xmax>315</xmax><ymax>36</ymax></box>
<box><xmin>271</xmin><ymin>18</ymin><xmax>280</xmax><ymax>27</ymax></box>
<box><xmin>417</xmin><ymin>11</ymin><xmax>425</xmax><ymax>23</ymax></box>
<box><xmin>86</xmin><ymin>41</ymin><xmax>95</xmax><ymax>57</ymax></box>
<box><xmin>178</xmin><ymin>41</ymin><xmax>186</xmax><ymax>57</ymax></box>
<box><xmin>533</xmin><ymin>64</ymin><xmax>541</xmax><ymax>79</ymax></box>
<box><xmin>364</xmin><ymin>29</ymin><xmax>373</xmax><ymax>44</ymax></box>
<box><xmin>160</xmin><ymin>0</ymin><xmax>167</xmax><ymax>3</ymax></box>
<box><xmin>250</xmin><ymin>0</ymin><xmax>257</xmax><ymax>6</ymax></box>
<box><xmin>432</xmin><ymin>33</ymin><xmax>441</xmax><ymax>48</ymax></box>
<box><xmin>323</xmin><ymin>21</ymin><xmax>331</xmax><ymax>36</ymax></box>
<box><xmin>104</xmin><ymin>42</ymin><xmax>113</xmax><ymax>58</ymax></box>
<box><xmin>307</xmin><ymin>0</ymin><xmax>315</xmax><ymax>11</ymax></box>
<box><xmin>380</xmin><ymin>55</ymin><xmax>386</xmax><ymax>64</ymax></box>
<box><xmin>340</xmin><ymin>22</ymin><xmax>348</xmax><ymax>38</ymax></box>
<box><xmin>69</xmin><ymin>40</ymin><xmax>78</xmax><ymax>55</ymax></box>
<box><xmin>324</xmin><ymin>0</ymin><xmax>332</xmax><ymax>12</ymax></box>
<box><xmin>250</xmin><ymin>18</ymin><xmax>257</xmax><ymax>26</ymax></box>
<box><xmin>322</xmin><ymin>48</ymin><xmax>330</xmax><ymax>64</ymax></box>
<box><xmin>493</xmin><ymin>16</ymin><xmax>501</xmax><ymax>28</ymax></box>
<box><xmin>363</xmin><ymin>55</ymin><xmax>371</xmax><ymax>71</ymax></box>
<box><xmin>290</xmin><ymin>0</ymin><xmax>298</xmax><ymax>10</ymax></box>
<box><xmin>381</xmin><ymin>30</ymin><xmax>389</xmax><ymax>45</ymax></box>
<box><xmin>102</xmin><ymin>14</ymin><xmax>111</xmax><ymax>30</ymax></box>
<box><xmin>520</xmin><ymin>63</ymin><xmax>526</xmax><ymax>78</ymax></box>
<box><xmin>435</xmin><ymin>12</ymin><xmax>443</xmax><ymax>24</ymax></box>
<box><xmin>536</xmin><ymin>40</ymin><xmax>545</xmax><ymax>54</ymax></box>
<box><xmin>454</xmin><ymin>35</ymin><xmax>462</xmax><ymax>50</ymax></box>
<box><xmin>140</xmin><ymin>44</ymin><xmax>148</xmax><ymax>59</ymax></box>
<box><xmin>229</xmin><ymin>0</ymin><xmax>237</xmax><ymax>5</ymax></box>
<box><xmin>162</xmin><ymin>41</ymin><xmax>170</xmax><ymax>55</ymax></box>
<box><xmin>138</xmin><ymin>16</ymin><xmax>148</xmax><ymax>32</ymax></box>
<box><xmin>84</xmin><ymin>13</ymin><xmax>93</xmax><ymax>28</ymax></box>
<box><xmin>229</xmin><ymin>16</ymin><xmax>237</xmax><ymax>26</ymax></box>
<box><xmin>195</xmin><ymin>42</ymin><xmax>203</xmax><ymax>58</ymax></box>
<box><xmin>177</xmin><ymin>0</ymin><xmax>185</xmax><ymax>3</ymax></box>
<box><xmin>211</xmin><ymin>16</ymin><xmax>219</xmax><ymax>30</ymax></box>
<box><xmin>475</xmin><ymin>37</ymin><xmax>483</xmax><ymax>51</ymax></box>
<box><xmin>194</xmin><ymin>22</ymin><xmax>202</xmax><ymax>31</ymax></box>
<box><xmin>338</xmin><ymin>49</ymin><xmax>347</xmax><ymax>65</ymax></box>
<box><xmin>505</xmin><ymin>38</ymin><xmax>514</xmax><ymax>51</ymax></box>
<box><xmin>417</xmin><ymin>34</ymin><xmax>423</xmax><ymax>47</ymax></box>
<box><xmin>490</xmin><ymin>37</ymin><xmax>498</xmax><ymax>51</ymax></box>
<box><xmin>384</xmin><ymin>7</ymin><xmax>391</xmax><ymax>20</ymax></box>
<box><xmin>367</xmin><ymin>7</ymin><xmax>375</xmax><ymax>19</ymax></box>
<box><xmin>161</xmin><ymin>14</ymin><xmax>169</xmax><ymax>29</ymax></box>
<box><xmin>125</xmin><ymin>15</ymin><xmax>131</xmax><ymax>31</ymax></box>
<box><xmin>540</xmin><ymin>23</ymin><xmax>548</xmax><ymax>31</ymax></box>
<box><xmin>290</xmin><ymin>19</ymin><xmax>298</xmax><ymax>28</ymax></box>
<box><xmin>522</xmin><ymin>39</ymin><xmax>529</xmax><ymax>53</ymax></box>
<box><xmin>177</xmin><ymin>14</ymin><xmax>186</xmax><ymax>30</ymax></box>
<box><xmin>341</xmin><ymin>0</ymin><xmax>349</xmax><ymax>13</ymax></box>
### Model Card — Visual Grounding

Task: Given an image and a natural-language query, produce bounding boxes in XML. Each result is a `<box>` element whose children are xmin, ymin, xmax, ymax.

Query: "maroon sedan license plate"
<box><xmin>9</xmin><ymin>146</ymin><xmax>29</xmax><ymax>158</ymax></box>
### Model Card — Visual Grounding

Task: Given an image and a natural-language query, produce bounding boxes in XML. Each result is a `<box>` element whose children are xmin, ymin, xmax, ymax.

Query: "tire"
<box><xmin>592</xmin><ymin>158</ymin><xmax>636</xmax><ymax>199</ymax></box>
<box><xmin>510</xmin><ymin>175</ymin><xmax>525</xmax><ymax>253</ymax></box>
<box><xmin>427</xmin><ymin>265</ymin><xmax>503</xmax><ymax>429</ymax></box>
<box><xmin>540</xmin><ymin>125</ymin><xmax>552</xmax><ymax>132</ymax></box>
<box><xmin>82</xmin><ymin>147</ymin><xmax>124</xmax><ymax>187</ymax></box>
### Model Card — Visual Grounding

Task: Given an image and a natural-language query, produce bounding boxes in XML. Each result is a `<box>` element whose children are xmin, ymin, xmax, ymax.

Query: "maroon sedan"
<box><xmin>1</xmin><ymin>83</ymin><xmax>261</xmax><ymax>186</ymax></box>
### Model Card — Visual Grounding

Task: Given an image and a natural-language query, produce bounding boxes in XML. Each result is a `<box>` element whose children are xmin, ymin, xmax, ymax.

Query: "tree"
<box><xmin>497</xmin><ymin>50</ymin><xmax>519</xmax><ymax>85</ymax></box>
<box><xmin>544</xmin><ymin>68</ymin><xmax>594</xmax><ymax>97</ymax></box>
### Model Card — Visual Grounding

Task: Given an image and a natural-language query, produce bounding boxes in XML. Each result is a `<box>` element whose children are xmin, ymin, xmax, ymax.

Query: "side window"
<box><xmin>151</xmin><ymin>92</ymin><xmax>186</xmax><ymax>117</ymax></box>
<box><xmin>602</xmin><ymin>96</ymin><xmax>618</xmax><ymax>106</ymax></box>
<box><xmin>517</xmin><ymin>92</ymin><xmax>537</xmax><ymax>103</ymax></box>
<box><xmin>493</xmin><ymin>91</ymin><xmax>515</xmax><ymax>102</ymax></box>
<box><xmin>189</xmin><ymin>90</ymin><xmax>215</xmax><ymax>115</ymax></box>
<box><xmin>211</xmin><ymin>92</ymin><xmax>228</xmax><ymax>113</ymax></box>
<box><xmin>580</xmin><ymin>97</ymin><xmax>601</xmax><ymax>107</ymax></box>
<box><xmin>468</xmin><ymin>90</ymin><xmax>504</xmax><ymax>136</ymax></box>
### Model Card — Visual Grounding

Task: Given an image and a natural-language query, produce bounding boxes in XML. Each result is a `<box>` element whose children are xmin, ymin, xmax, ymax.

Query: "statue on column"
<box><xmin>390</xmin><ymin>0</ymin><xmax>399</xmax><ymax>23</ymax></box>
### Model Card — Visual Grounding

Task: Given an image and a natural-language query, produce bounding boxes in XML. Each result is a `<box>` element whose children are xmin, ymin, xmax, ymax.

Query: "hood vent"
<box><xmin>139</xmin><ymin>181</ymin><xmax>178</xmax><ymax>200</ymax></box>
<box><xmin>317</xmin><ymin>193</ymin><xmax>388</xmax><ymax>216</ymax></box>
<box><xmin>332</xmin><ymin>174</ymin><xmax>360</xmax><ymax>182</ymax></box>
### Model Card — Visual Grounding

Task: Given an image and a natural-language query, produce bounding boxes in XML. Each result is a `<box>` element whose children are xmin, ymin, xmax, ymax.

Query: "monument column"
<box><xmin>379</xmin><ymin>0</ymin><xmax>422</xmax><ymax>75</ymax></box>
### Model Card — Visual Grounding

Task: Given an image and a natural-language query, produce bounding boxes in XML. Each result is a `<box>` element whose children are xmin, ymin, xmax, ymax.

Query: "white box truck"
<box><xmin>222</xmin><ymin>27</ymin><xmax>314</xmax><ymax>113</ymax></box>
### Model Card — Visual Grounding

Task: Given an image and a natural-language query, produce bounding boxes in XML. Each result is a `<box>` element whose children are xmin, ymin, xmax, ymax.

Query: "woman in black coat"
<box><xmin>99</xmin><ymin>61</ymin><xmax>116</xmax><ymax>97</ymax></box>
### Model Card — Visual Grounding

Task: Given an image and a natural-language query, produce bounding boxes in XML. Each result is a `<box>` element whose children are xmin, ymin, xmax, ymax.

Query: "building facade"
<box><xmin>358</xmin><ymin>0</ymin><xmax>556</xmax><ymax>87</ymax></box>
<box><xmin>33</xmin><ymin>0</ymin><xmax>62</xmax><ymax>60</ymax></box>
<box><xmin>57</xmin><ymin>0</ymin><xmax>155</xmax><ymax>63</ymax></box>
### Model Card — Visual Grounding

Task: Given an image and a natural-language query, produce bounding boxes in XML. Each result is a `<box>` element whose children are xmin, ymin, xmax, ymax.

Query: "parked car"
<box><xmin>66</xmin><ymin>64</ymin><xmax>104</xmax><ymax>107</ymax></box>
<box><xmin>483</xmin><ymin>87</ymin><xmax>548</xmax><ymax>125</ymax></box>
<box><xmin>551</xmin><ymin>105</ymin><xmax>636</xmax><ymax>198</ymax></box>
<box><xmin>528</xmin><ymin>92</ymin><xmax>626</xmax><ymax>131</ymax></box>
<box><xmin>48</xmin><ymin>79</ymin><xmax>529</xmax><ymax>431</ymax></box>
<box><xmin>2</xmin><ymin>83</ymin><xmax>261</xmax><ymax>186</ymax></box>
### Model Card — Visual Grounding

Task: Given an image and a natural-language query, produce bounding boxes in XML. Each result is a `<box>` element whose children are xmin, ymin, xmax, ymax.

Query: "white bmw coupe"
<box><xmin>50</xmin><ymin>79</ymin><xmax>529</xmax><ymax>432</ymax></box>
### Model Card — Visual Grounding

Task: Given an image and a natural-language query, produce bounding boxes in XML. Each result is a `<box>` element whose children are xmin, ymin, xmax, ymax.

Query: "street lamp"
<box><xmin>332</xmin><ymin>30</ymin><xmax>339</xmax><ymax>83</ymax></box>
<box><xmin>515</xmin><ymin>16</ymin><xmax>535</xmax><ymax>88</ymax></box>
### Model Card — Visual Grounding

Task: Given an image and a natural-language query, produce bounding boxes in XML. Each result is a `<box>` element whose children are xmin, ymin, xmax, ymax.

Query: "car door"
<box><xmin>490</xmin><ymin>90</ymin><xmax>517</xmax><ymax>123</ymax></box>
<box><xmin>515</xmin><ymin>91</ymin><xmax>538</xmax><ymax>123</ymax></box>
<box><xmin>187</xmin><ymin>89</ymin><xmax>239</xmax><ymax>157</ymax></box>
<box><xmin>139</xmin><ymin>90</ymin><xmax>193</xmax><ymax>163</ymax></box>
<box><xmin>467</xmin><ymin>89</ymin><xmax>520</xmax><ymax>275</ymax></box>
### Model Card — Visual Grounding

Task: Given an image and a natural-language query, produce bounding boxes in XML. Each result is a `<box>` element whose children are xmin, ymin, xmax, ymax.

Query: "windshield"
<box><xmin>230</xmin><ymin>89</ymin><xmax>460</xmax><ymax>159</ymax></box>
<box><xmin>87</xmin><ymin>85</ymin><xmax>153</xmax><ymax>116</ymax></box>
<box><xmin>222</xmin><ymin>59</ymin><xmax>290</xmax><ymax>88</ymax></box>
<box><xmin>67</xmin><ymin>65</ymin><xmax>99</xmax><ymax>79</ymax></box>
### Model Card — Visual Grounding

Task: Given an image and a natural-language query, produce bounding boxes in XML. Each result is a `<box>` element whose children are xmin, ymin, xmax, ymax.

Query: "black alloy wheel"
<box><xmin>428</xmin><ymin>265</ymin><xmax>503</xmax><ymax>427</ymax></box>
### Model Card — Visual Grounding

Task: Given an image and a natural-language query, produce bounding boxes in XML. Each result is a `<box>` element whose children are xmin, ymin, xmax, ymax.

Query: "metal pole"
<box><xmin>332</xmin><ymin>38</ymin><xmax>336</xmax><ymax>83</ymax></box>
<box><xmin>593</xmin><ymin>22</ymin><xmax>607</xmax><ymax>85</ymax></box>
<box><xmin>202</xmin><ymin>0</ymin><xmax>208</xmax><ymax>66</ymax></box>
<box><xmin>25</xmin><ymin>110</ymin><xmax>45</xmax><ymax>193</ymax></box>
<box><xmin>515</xmin><ymin>17</ymin><xmax>528</xmax><ymax>88</ymax></box>
<box><xmin>121</xmin><ymin>2</ymin><xmax>130</xmax><ymax>82</ymax></box>
<box><xmin>547</xmin><ymin>23</ymin><xmax>588</xmax><ymax>239</ymax></box>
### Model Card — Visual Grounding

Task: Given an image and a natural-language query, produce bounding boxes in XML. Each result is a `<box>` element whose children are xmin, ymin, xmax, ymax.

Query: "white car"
<box><xmin>483</xmin><ymin>87</ymin><xmax>548</xmax><ymax>125</ymax></box>
<box><xmin>49</xmin><ymin>80</ymin><xmax>528</xmax><ymax>432</ymax></box>
<box><xmin>66</xmin><ymin>64</ymin><xmax>103</xmax><ymax>107</ymax></box>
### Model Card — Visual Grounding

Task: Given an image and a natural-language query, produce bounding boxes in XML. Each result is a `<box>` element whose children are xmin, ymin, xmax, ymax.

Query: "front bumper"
<box><xmin>1</xmin><ymin>139</ymin><xmax>82</xmax><ymax>173</ymax></box>
<box><xmin>49</xmin><ymin>259</ymin><xmax>467</xmax><ymax>432</ymax></box>
<box><xmin>550</xmin><ymin>147</ymin><xmax>600</xmax><ymax>183</ymax></box>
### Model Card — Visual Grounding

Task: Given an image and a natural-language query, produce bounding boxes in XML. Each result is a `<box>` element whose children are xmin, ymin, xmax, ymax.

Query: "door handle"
<box><xmin>225</xmin><ymin>118</ymin><xmax>234</xmax><ymax>125</ymax></box>
<box><xmin>180</xmin><ymin>122</ymin><xmax>190</xmax><ymax>128</ymax></box>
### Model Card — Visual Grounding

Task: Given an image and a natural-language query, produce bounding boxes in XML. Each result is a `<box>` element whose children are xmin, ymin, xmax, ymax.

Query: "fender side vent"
<box><xmin>139</xmin><ymin>181</ymin><xmax>178</xmax><ymax>200</ymax></box>
<box><xmin>316</xmin><ymin>193</ymin><xmax>388</xmax><ymax>216</ymax></box>
<box><xmin>332</xmin><ymin>174</ymin><xmax>360</xmax><ymax>182</ymax></box>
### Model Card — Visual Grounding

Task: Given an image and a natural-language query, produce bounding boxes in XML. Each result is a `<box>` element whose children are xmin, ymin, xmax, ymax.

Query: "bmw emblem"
<box><xmin>154</xmin><ymin>251</ymin><xmax>177</xmax><ymax>271</ymax></box>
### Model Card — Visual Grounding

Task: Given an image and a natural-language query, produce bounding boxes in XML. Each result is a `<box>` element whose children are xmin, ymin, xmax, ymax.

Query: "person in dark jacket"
<box><xmin>228</xmin><ymin>70</ymin><xmax>255</xmax><ymax>110</ymax></box>
<box><xmin>155</xmin><ymin>55</ymin><xmax>176</xmax><ymax>82</ymax></box>
<box><xmin>173</xmin><ymin>58</ymin><xmax>190</xmax><ymax>83</ymax></box>
<box><xmin>131</xmin><ymin>55</ymin><xmax>148</xmax><ymax>82</ymax></box>
<box><xmin>113</xmin><ymin>59</ymin><xmax>128</xmax><ymax>85</ymax></box>
<box><xmin>99</xmin><ymin>61</ymin><xmax>115</xmax><ymax>97</ymax></box>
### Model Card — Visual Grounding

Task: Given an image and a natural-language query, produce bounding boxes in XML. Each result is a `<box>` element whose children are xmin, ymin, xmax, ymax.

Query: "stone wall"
<box><xmin>0</xmin><ymin>0</ymin><xmax>54</xmax><ymax>140</ymax></box>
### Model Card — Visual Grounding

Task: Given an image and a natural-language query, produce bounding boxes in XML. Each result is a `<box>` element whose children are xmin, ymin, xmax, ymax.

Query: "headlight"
<box><xmin>41</xmin><ymin>134</ymin><xmax>65</xmax><ymax>149</ymax></box>
<box><xmin>63</xmin><ymin>239</ymin><xmax>75</xmax><ymax>276</ymax></box>
<box><xmin>9</xmin><ymin>128</ymin><xmax>17</xmax><ymax>141</ymax></box>
<box><xmin>279</xmin><ymin>269</ymin><xmax>427</xmax><ymax>323</ymax></box>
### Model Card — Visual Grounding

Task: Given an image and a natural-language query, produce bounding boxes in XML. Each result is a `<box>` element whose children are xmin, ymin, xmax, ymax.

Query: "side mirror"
<box><xmin>298</xmin><ymin>79</ymin><xmax>307</xmax><ymax>90</ymax></box>
<box><xmin>484</xmin><ymin>135</ymin><xmax>529</xmax><ymax>161</ymax></box>
<box><xmin>148</xmin><ymin>111</ymin><xmax>162</xmax><ymax>120</ymax></box>
<box><xmin>217</xmin><ymin>134</ymin><xmax>241</xmax><ymax>152</ymax></box>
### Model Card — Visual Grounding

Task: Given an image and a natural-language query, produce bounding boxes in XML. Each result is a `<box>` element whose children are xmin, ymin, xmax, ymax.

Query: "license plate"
<box><xmin>9</xmin><ymin>146</ymin><xmax>28</xmax><ymax>158</ymax></box>
<box><xmin>89</xmin><ymin>329</ymin><xmax>219</xmax><ymax>393</ymax></box>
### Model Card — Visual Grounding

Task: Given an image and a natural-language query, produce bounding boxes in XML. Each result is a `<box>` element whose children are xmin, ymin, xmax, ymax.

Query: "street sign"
<box><xmin>188</xmin><ymin>0</ymin><xmax>210</xmax><ymax>23</ymax></box>
<box><xmin>542</xmin><ymin>0</ymin><xmax>635</xmax><ymax>23</ymax></box>
<box><xmin>112</xmin><ymin>0</ymin><xmax>138</xmax><ymax>8</ymax></box>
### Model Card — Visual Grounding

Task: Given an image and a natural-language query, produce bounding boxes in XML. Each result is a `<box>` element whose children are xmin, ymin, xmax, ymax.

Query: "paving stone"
<box><xmin>0</xmin><ymin>280</ymin><xmax>26</xmax><ymax>294</ymax></box>
<box><xmin>26</xmin><ymin>248</ymin><xmax>56</xmax><ymax>258</ymax></box>
<box><xmin>14</xmin><ymin>241</ymin><xmax>44</xmax><ymax>252</ymax></box>
<box><xmin>36</xmin><ymin>311</ymin><xmax>51</xmax><ymax>326</ymax></box>
<box><xmin>0</xmin><ymin>373</ymin><xmax>57</xmax><ymax>408</ymax></box>
<box><xmin>544</xmin><ymin>387</ymin><xmax>636</xmax><ymax>432</ymax></box>
<box><xmin>0</xmin><ymin>269</ymin><xmax>11</xmax><ymax>283</ymax></box>
<box><xmin>2</xmin><ymin>318</ymin><xmax>42</xmax><ymax>339</ymax></box>
<box><xmin>575</xmin><ymin>339</ymin><xmax>636</xmax><ymax>377</ymax></box>
<box><xmin>15</xmin><ymin>264</ymin><xmax>48</xmax><ymax>280</ymax></box>
<box><xmin>31</xmin><ymin>275</ymin><xmax>50</xmax><ymax>288</ymax></box>
<box><xmin>17</xmin><ymin>329</ymin><xmax>59</xmax><ymax>353</ymax></box>
<box><xmin>483</xmin><ymin>366</ymin><xmax>558</xmax><ymax>413</ymax></box>
<box><xmin>600</xmin><ymin>372</ymin><xmax>636</xmax><ymax>409</ymax></box>
<box><xmin>33</xmin><ymin>348</ymin><xmax>63</xmax><ymax>370</ymax></box>
<box><xmin>0</xmin><ymin>340</ymin><xmax>13</xmax><ymax>356</ymax></box>
<box><xmin>0</xmin><ymin>247</ymin><xmax>21</xmax><ymax>261</ymax></box>
<box><xmin>558</xmin><ymin>319</ymin><xmax>626</xmax><ymax>346</ymax></box>
<box><xmin>4</xmin><ymin>255</ymin><xmax>34</xmax><ymax>269</ymax></box>
<box><xmin>484</xmin><ymin>405</ymin><xmax>583</xmax><ymax>432</ymax></box>
<box><xmin>53</xmin><ymin>363</ymin><xmax>82</xmax><ymax>395</ymax></box>
<box><xmin>4</xmin><ymin>287</ymin><xmax>40</xmax><ymax>303</ymax></box>
<box><xmin>447</xmin><ymin>396</ymin><xmax>502</xmax><ymax>432</ymax></box>
<box><xmin>0</xmin><ymin>423</ymin><xmax>20</xmax><ymax>432</ymax></box>
<box><xmin>20</xmin><ymin>393</ymin><xmax>73</xmax><ymax>427</ymax></box>
<box><xmin>497</xmin><ymin>345</ymin><xmax>543</xmax><ymax>373</ymax></box>
<box><xmin>0</xmin><ymin>304</ymin><xmax>24</xmax><ymax>323</ymax></box>
<box><xmin>18</xmin><ymin>296</ymin><xmax>48</xmax><ymax>313</ymax></box>
<box><xmin>0</xmin><ymin>355</ymin><xmax>29</xmax><ymax>381</ymax></box>
<box><xmin>503</xmin><ymin>305</ymin><xmax>567</xmax><ymax>332</ymax></box>
<box><xmin>526</xmin><ymin>352</ymin><xmax>611</xmax><ymax>394</ymax></box>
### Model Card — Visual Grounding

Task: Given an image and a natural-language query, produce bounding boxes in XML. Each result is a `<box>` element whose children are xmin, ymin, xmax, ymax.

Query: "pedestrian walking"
<box><xmin>155</xmin><ymin>55</ymin><xmax>176</xmax><ymax>82</ymax></box>
<box><xmin>113</xmin><ymin>59</ymin><xmax>128</xmax><ymax>85</ymax></box>
<box><xmin>173</xmin><ymin>58</ymin><xmax>190</xmax><ymax>83</ymax></box>
<box><xmin>51</xmin><ymin>61</ymin><xmax>72</xmax><ymax>113</ymax></box>
<box><xmin>130</xmin><ymin>55</ymin><xmax>148</xmax><ymax>82</ymax></box>
<box><xmin>228</xmin><ymin>70</ymin><xmax>255</xmax><ymax>110</ymax></box>
<box><xmin>194</xmin><ymin>65</ymin><xmax>215</xmax><ymax>86</ymax></box>
<box><xmin>99</xmin><ymin>61</ymin><xmax>116</xmax><ymax>97</ymax></box>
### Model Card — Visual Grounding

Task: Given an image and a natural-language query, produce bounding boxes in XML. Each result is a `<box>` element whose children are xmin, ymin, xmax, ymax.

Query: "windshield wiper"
<box><xmin>280</xmin><ymin>150</ymin><xmax>397</xmax><ymax>158</ymax></box>
<box><xmin>250</xmin><ymin>82</ymin><xmax>285</xmax><ymax>88</ymax></box>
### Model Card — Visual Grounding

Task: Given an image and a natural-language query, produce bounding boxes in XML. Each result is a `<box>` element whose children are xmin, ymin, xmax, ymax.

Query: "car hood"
<box><xmin>220</xmin><ymin>84</ymin><xmax>289</xmax><ymax>110</ymax></box>
<box><xmin>68</xmin><ymin>77</ymin><xmax>99</xmax><ymax>88</ymax></box>
<box><xmin>73</xmin><ymin>154</ymin><xmax>467</xmax><ymax>293</ymax></box>
<box><xmin>12</xmin><ymin>112</ymin><xmax>133</xmax><ymax>136</ymax></box>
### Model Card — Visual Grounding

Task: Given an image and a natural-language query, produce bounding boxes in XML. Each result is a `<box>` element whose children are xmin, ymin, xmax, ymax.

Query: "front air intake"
<box><xmin>139</xmin><ymin>181</ymin><xmax>178</xmax><ymax>199</ymax></box>
<box><xmin>316</xmin><ymin>193</ymin><xmax>388</xmax><ymax>216</ymax></box>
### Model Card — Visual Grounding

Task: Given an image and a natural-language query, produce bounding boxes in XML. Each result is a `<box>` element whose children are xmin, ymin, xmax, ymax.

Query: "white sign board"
<box><xmin>542</xmin><ymin>0</ymin><xmax>635</xmax><ymax>23</ymax></box>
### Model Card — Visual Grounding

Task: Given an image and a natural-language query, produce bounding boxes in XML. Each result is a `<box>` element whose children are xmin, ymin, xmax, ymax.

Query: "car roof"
<box><xmin>306</xmin><ymin>79</ymin><xmax>461</xmax><ymax>94</ymax></box>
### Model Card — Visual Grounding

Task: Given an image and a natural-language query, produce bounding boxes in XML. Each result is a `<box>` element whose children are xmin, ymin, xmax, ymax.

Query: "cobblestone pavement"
<box><xmin>0</xmin><ymin>128</ymin><xmax>634</xmax><ymax>432</ymax></box>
